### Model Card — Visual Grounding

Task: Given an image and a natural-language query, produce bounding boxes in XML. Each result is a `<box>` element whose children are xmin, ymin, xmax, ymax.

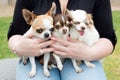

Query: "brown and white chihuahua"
<box><xmin>51</xmin><ymin>10</ymin><xmax>73</xmax><ymax>71</ymax></box>
<box><xmin>22</xmin><ymin>2</ymin><xmax>56</xmax><ymax>78</ymax></box>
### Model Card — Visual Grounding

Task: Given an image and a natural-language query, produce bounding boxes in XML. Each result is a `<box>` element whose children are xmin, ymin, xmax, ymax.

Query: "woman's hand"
<box><xmin>51</xmin><ymin>37</ymin><xmax>89</xmax><ymax>60</ymax></box>
<box><xmin>51</xmin><ymin>37</ymin><xmax>113</xmax><ymax>61</ymax></box>
<box><xmin>8</xmin><ymin>29</ymin><xmax>54</xmax><ymax>57</ymax></box>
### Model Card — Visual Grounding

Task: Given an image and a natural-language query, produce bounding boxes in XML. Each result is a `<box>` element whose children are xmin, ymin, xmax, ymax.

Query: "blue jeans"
<box><xmin>16</xmin><ymin>59</ymin><xmax>107</xmax><ymax>80</ymax></box>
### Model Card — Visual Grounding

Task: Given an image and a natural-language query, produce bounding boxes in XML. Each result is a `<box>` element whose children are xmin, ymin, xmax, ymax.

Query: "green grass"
<box><xmin>103</xmin><ymin>11</ymin><xmax>120</xmax><ymax>80</ymax></box>
<box><xmin>0</xmin><ymin>11</ymin><xmax>120</xmax><ymax>80</ymax></box>
<box><xmin>0</xmin><ymin>17</ymin><xmax>16</xmax><ymax>59</ymax></box>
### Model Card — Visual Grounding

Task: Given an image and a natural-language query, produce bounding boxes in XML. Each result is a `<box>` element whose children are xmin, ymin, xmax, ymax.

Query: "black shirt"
<box><xmin>7</xmin><ymin>0</ymin><xmax>117</xmax><ymax>47</ymax></box>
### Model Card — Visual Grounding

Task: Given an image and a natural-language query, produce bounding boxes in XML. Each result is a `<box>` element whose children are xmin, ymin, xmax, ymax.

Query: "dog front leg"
<box><xmin>53</xmin><ymin>54</ymin><xmax>63</xmax><ymax>70</ymax></box>
<box><xmin>29</xmin><ymin>57</ymin><xmax>36</xmax><ymax>78</ymax></box>
<box><xmin>22</xmin><ymin>56</ymin><xmax>28</xmax><ymax>65</ymax></box>
<box><xmin>44</xmin><ymin>53</ymin><xmax>50</xmax><ymax>77</ymax></box>
<box><xmin>71</xmin><ymin>59</ymin><xmax>83</xmax><ymax>73</ymax></box>
<box><xmin>84</xmin><ymin>60</ymin><xmax>95</xmax><ymax>68</ymax></box>
<box><xmin>17</xmin><ymin>56</ymin><xmax>28</xmax><ymax>65</ymax></box>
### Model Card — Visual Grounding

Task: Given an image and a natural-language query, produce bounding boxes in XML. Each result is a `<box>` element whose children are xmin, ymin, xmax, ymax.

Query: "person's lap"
<box><xmin>16</xmin><ymin>59</ymin><xmax>107</xmax><ymax>80</ymax></box>
<box><xmin>16</xmin><ymin>60</ymin><xmax>60</xmax><ymax>80</ymax></box>
<box><xmin>61</xmin><ymin>59</ymin><xmax>107</xmax><ymax>80</ymax></box>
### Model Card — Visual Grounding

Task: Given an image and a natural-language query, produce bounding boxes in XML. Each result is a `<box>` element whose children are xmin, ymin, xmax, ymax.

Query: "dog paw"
<box><xmin>48</xmin><ymin>65</ymin><xmax>52</xmax><ymax>70</ymax></box>
<box><xmin>23</xmin><ymin>60</ymin><xmax>28</xmax><ymax>65</ymax></box>
<box><xmin>87</xmin><ymin>64</ymin><xmax>95</xmax><ymax>68</ymax></box>
<box><xmin>29</xmin><ymin>70</ymin><xmax>36</xmax><ymax>78</ymax></box>
<box><xmin>58</xmin><ymin>64</ymin><xmax>63</xmax><ymax>71</ymax></box>
<box><xmin>17</xmin><ymin>58</ymin><xmax>22</xmax><ymax>63</ymax></box>
<box><xmin>76</xmin><ymin>68</ymin><xmax>83</xmax><ymax>73</ymax></box>
<box><xmin>85</xmin><ymin>62</ymin><xmax>95</xmax><ymax>68</ymax></box>
<box><xmin>44</xmin><ymin>70</ymin><xmax>50</xmax><ymax>78</ymax></box>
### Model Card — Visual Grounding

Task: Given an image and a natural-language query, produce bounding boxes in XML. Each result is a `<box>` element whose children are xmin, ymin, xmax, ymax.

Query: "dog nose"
<box><xmin>44</xmin><ymin>33</ymin><xmax>49</xmax><ymax>38</ymax></box>
<box><xmin>81</xmin><ymin>26</ymin><xmax>85</xmax><ymax>30</ymax></box>
<box><xmin>63</xmin><ymin>29</ymin><xmax>67</xmax><ymax>34</ymax></box>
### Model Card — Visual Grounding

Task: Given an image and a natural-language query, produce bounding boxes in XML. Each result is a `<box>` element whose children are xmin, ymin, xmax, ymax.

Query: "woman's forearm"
<box><xmin>51</xmin><ymin>37</ymin><xmax>114</xmax><ymax>61</ymax></box>
<box><xmin>8</xmin><ymin>33</ymin><xmax>54</xmax><ymax>57</ymax></box>
<box><xmin>8</xmin><ymin>35</ymin><xmax>23</xmax><ymax>54</ymax></box>
<box><xmin>72</xmin><ymin>38</ymin><xmax>114</xmax><ymax>61</ymax></box>
<box><xmin>84</xmin><ymin>38</ymin><xmax>113</xmax><ymax>61</ymax></box>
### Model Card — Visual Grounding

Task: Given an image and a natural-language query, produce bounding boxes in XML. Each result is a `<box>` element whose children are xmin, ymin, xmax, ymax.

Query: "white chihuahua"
<box><xmin>69</xmin><ymin>10</ymin><xmax>100</xmax><ymax>73</ymax></box>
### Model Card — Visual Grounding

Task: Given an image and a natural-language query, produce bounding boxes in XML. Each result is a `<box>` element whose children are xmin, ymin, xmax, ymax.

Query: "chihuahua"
<box><xmin>22</xmin><ymin>2</ymin><xmax>56</xmax><ymax>78</ymax></box>
<box><xmin>51</xmin><ymin>10</ymin><xmax>73</xmax><ymax>72</ymax></box>
<box><xmin>69</xmin><ymin>10</ymin><xmax>100</xmax><ymax>73</ymax></box>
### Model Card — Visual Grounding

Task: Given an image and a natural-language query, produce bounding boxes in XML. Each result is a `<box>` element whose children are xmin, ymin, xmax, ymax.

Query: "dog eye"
<box><xmin>85</xmin><ymin>22</ymin><xmax>89</xmax><ymax>25</ymax></box>
<box><xmin>36</xmin><ymin>28</ymin><xmax>43</xmax><ymax>33</ymax></box>
<box><xmin>49</xmin><ymin>28</ymin><xmax>54</xmax><ymax>32</ymax></box>
<box><xmin>74</xmin><ymin>22</ymin><xmax>80</xmax><ymax>25</ymax></box>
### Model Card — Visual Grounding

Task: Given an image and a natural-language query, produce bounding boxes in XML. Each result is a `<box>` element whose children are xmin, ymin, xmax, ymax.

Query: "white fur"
<box><xmin>23</xmin><ymin>18</ymin><xmax>53</xmax><ymax>78</ymax></box>
<box><xmin>70</xmin><ymin>10</ymin><xmax>100</xmax><ymax>73</ymax></box>
<box><xmin>70</xmin><ymin>10</ymin><xmax>86</xmax><ymax>22</ymax></box>
<box><xmin>52</xmin><ymin>18</ymin><xmax>70</xmax><ymax>71</ymax></box>
<box><xmin>52</xmin><ymin>54</ymin><xmax>63</xmax><ymax>70</ymax></box>
<box><xmin>44</xmin><ymin>53</ymin><xmax>50</xmax><ymax>77</ymax></box>
<box><xmin>34</xmin><ymin>19</ymin><xmax>53</xmax><ymax>77</ymax></box>
<box><xmin>52</xmin><ymin>28</ymin><xmax>69</xmax><ymax>71</ymax></box>
<box><xmin>22</xmin><ymin>2</ymin><xmax>57</xmax><ymax>78</ymax></box>
<box><xmin>29</xmin><ymin>57</ymin><xmax>36</xmax><ymax>78</ymax></box>
<box><xmin>32</xmin><ymin>19</ymin><xmax>53</xmax><ymax>39</ymax></box>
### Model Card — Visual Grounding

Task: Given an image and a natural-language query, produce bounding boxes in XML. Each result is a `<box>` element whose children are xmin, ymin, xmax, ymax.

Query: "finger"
<box><xmin>37</xmin><ymin>38</ymin><xmax>49</xmax><ymax>43</ymax></box>
<box><xmin>51</xmin><ymin>44</ymin><xmax>69</xmax><ymax>52</ymax></box>
<box><xmin>39</xmin><ymin>40</ymin><xmax>55</xmax><ymax>48</ymax></box>
<box><xmin>51</xmin><ymin>37</ymin><xmax>70</xmax><ymax>46</ymax></box>
<box><xmin>42</xmin><ymin>48</ymin><xmax>54</xmax><ymax>54</ymax></box>
<box><xmin>33</xmin><ymin>37</ymin><xmax>53</xmax><ymax>44</ymax></box>
<box><xmin>53</xmin><ymin>50</ymin><xmax>68</xmax><ymax>58</ymax></box>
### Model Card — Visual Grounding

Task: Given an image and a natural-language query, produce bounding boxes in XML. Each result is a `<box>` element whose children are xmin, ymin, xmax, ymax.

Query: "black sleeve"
<box><xmin>7</xmin><ymin>0</ymin><xmax>34</xmax><ymax>39</ymax></box>
<box><xmin>93</xmin><ymin>0</ymin><xmax>117</xmax><ymax>47</ymax></box>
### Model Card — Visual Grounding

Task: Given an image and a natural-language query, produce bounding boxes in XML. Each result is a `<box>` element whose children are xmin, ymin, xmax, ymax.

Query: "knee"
<box><xmin>60</xmin><ymin>60</ymin><xmax>107</xmax><ymax>80</ymax></box>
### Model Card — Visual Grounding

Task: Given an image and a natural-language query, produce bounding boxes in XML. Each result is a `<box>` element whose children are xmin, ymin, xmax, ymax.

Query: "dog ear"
<box><xmin>65</xmin><ymin>9</ymin><xmax>74</xmax><ymax>27</ymax></box>
<box><xmin>87</xmin><ymin>14</ymin><xmax>93</xmax><ymax>19</ymax></box>
<box><xmin>65</xmin><ymin>9</ymin><xmax>73</xmax><ymax>21</ymax></box>
<box><xmin>87</xmin><ymin>14</ymin><xmax>93</xmax><ymax>24</ymax></box>
<box><xmin>46</xmin><ymin>2</ymin><xmax>56</xmax><ymax>17</ymax></box>
<box><xmin>22</xmin><ymin>9</ymin><xmax>37</xmax><ymax>25</ymax></box>
<box><xmin>86</xmin><ymin>14</ymin><xmax>94</xmax><ymax>28</ymax></box>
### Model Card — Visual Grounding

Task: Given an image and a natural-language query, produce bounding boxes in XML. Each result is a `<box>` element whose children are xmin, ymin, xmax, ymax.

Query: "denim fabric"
<box><xmin>16</xmin><ymin>59</ymin><xmax>107</xmax><ymax>80</ymax></box>
<box><xmin>61</xmin><ymin>60</ymin><xmax>107</xmax><ymax>80</ymax></box>
<box><xmin>16</xmin><ymin>60</ymin><xmax>60</xmax><ymax>80</ymax></box>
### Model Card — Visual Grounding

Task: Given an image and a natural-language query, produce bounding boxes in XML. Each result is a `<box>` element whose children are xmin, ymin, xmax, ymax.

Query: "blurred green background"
<box><xmin>0</xmin><ymin>11</ymin><xmax>120</xmax><ymax>80</ymax></box>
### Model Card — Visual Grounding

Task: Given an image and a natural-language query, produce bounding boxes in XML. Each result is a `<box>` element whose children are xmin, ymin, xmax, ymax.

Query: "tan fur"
<box><xmin>22</xmin><ymin>2</ymin><xmax>57</xmax><ymax>78</ymax></box>
<box><xmin>31</xmin><ymin>16</ymin><xmax>53</xmax><ymax>29</ymax></box>
<box><xmin>86</xmin><ymin>14</ymin><xmax>94</xmax><ymax>28</ymax></box>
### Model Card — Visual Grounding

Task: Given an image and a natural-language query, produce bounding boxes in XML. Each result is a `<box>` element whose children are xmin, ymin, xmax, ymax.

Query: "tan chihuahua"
<box><xmin>22</xmin><ymin>2</ymin><xmax>56</xmax><ymax>78</ymax></box>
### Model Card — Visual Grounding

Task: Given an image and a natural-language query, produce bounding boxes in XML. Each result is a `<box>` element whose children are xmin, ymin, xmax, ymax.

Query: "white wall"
<box><xmin>0</xmin><ymin>0</ymin><xmax>16</xmax><ymax>6</ymax></box>
<box><xmin>0</xmin><ymin>0</ymin><xmax>8</xmax><ymax>5</ymax></box>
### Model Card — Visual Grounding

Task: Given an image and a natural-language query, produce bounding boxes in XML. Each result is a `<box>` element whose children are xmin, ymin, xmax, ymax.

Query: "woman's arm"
<box><xmin>7</xmin><ymin>0</ymin><xmax>34</xmax><ymax>39</ymax></box>
<box><xmin>93</xmin><ymin>0</ymin><xmax>117</xmax><ymax>47</ymax></box>
<box><xmin>51</xmin><ymin>37</ymin><xmax>113</xmax><ymax>61</ymax></box>
<box><xmin>8</xmin><ymin>0</ymin><xmax>54</xmax><ymax>56</ymax></box>
<box><xmin>8</xmin><ymin>28</ymin><xmax>54</xmax><ymax>57</ymax></box>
